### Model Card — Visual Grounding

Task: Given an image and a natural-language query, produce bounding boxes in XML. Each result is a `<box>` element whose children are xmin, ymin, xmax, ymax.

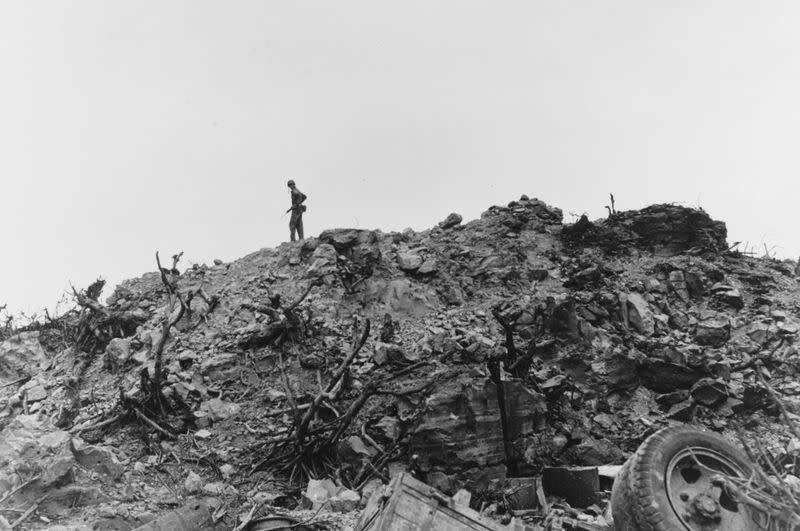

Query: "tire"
<box><xmin>610</xmin><ymin>425</ymin><xmax>765</xmax><ymax>531</ymax></box>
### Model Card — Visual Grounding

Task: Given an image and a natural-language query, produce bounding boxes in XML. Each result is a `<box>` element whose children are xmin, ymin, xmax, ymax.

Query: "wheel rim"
<box><xmin>665</xmin><ymin>446</ymin><xmax>751</xmax><ymax>531</ymax></box>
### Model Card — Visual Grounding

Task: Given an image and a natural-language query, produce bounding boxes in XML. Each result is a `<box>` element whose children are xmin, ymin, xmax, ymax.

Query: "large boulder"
<box><xmin>439</xmin><ymin>213</ymin><xmax>463</xmax><ymax>230</ymax></box>
<box><xmin>396</xmin><ymin>251</ymin><xmax>423</xmax><ymax>272</ymax></box>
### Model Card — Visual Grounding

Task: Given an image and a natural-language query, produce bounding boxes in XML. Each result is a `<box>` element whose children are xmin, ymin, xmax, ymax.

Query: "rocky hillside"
<box><xmin>1</xmin><ymin>196</ymin><xmax>798</xmax><ymax>530</ymax></box>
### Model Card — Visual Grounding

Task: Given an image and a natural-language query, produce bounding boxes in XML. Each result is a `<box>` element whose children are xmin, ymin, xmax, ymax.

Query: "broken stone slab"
<box><xmin>542</xmin><ymin>466</ymin><xmax>600</xmax><ymax>508</ymax></box>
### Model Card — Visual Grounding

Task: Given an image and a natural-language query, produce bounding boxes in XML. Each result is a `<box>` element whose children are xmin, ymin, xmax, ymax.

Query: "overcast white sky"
<box><xmin>1</xmin><ymin>1</ymin><xmax>798</xmax><ymax>315</ymax></box>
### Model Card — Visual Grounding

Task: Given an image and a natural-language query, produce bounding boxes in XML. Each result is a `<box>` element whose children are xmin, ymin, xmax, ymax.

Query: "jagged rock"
<box><xmin>318</xmin><ymin>229</ymin><xmax>381</xmax><ymax>263</ymax></box>
<box><xmin>530</xmin><ymin>269</ymin><xmax>549</xmax><ymax>281</ymax></box>
<box><xmin>219</xmin><ymin>464</ymin><xmax>236</xmax><ymax>478</ymax></box>
<box><xmin>656</xmin><ymin>390</ymin><xmax>690</xmax><ymax>406</ymax></box>
<box><xmin>684</xmin><ymin>271</ymin><xmax>706</xmax><ymax>298</ymax></box>
<box><xmin>669</xmin><ymin>310</ymin><xmax>690</xmax><ymax>330</ymax></box>
<box><xmin>542</xmin><ymin>467</ymin><xmax>600</xmax><ymax>508</ymax></box>
<box><xmin>625</xmin><ymin>293</ymin><xmax>654</xmax><ymax>335</ymax></box>
<box><xmin>645</xmin><ymin>278</ymin><xmax>666</xmax><ymax>293</ymax></box>
<box><xmin>307</xmin><ymin>243</ymin><xmax>338</xmax><ymax>277</ymax></box>
<box><xmin>71</xmin><ymin>438</ymin><xmax>124</xmax><ymax>480</ymax></box>
<box><xmin>560</xmin><ymin>437</ymin><xmax>625</xmax><ymax>466</ymax></box>
<box><xmin>605</xmin><ymin>354</ymin><xmax>639</xmax><ymax>391</ymax></box>
<box><xmin>329</xmin><ymin>488</ymin><xmax>361</xmax><ymax>512</ymax></box>
<box><xmin>410</xmin><ymin>374</ymin><xmax>547</xmax><ymax>479</ymax></box>
<box><xmin>668</xmin><ymin>270</ymin><xmax>691</xmax><ymax>302</ymax></box>
<box><xmin>303</xmin><ymin>478</ymin><xmax>338</xmax><ymax>510</ymax></box>
<box><xmin>549</xmin><ymin>297</ymin><xmax>579</xmax><ymax>339</ymax></box>
<box><xmin>104</xmin><ymin>338</ymin><xmax>132</xmax><ymax>367</ymax></box>
<box><xmin>39</xmin><ymin>486</ymin><xmax>112</xmax><ymax>517</ymax></box>
<box><xmin>202</xmin><ymin>481</ymin><xmax>236</xmax><ymax>495</ymax></box>
<box><xmin>691</xmin><ymin>378</ymin><xmax>728</xmax><ymax>407</ymax></box>
<box><xmin>639</xmin><ymin>360</ymin><xmax>702</xmax><ymax>392</ymax></box>
<box><xmin>396</xmin><ymin>251</ymin><xmax>423</xmax><ymax>272</ymax></box>
<box><xmin>184</xmin><ymin>471</ymin><xmax>203</xmax><ymax>493</ymax></box>
<box><xmin>42</xmin><ymin>454</ymin><xmax>76</xmax><ymax>489</ymax></box>
<box><xmin>200</xmin><ymin>398</ymin><xmax>241</xmax><ymax>422</ymax></box>
<box><xmin>417</xmin><ymin>258</ymin><xmax>438</xmax><ymax>275</ymax></box>
<box><xmin>778</xmin><ymin>321</ymin><xmax>799</xmax><ymax>336</ymax></box>
<box><xmin>0</xmin><ymin>415</ymin><xmax>72</xmax><ymax>490</ymax></box>
<box><xmin>747</xmin><ymin>322</ymin><xmax>771</xmax><ymax>344</ymax></box>
<box><xmin>712</xmin><ymin>284</ymin><xmax>744</xmax><ymax>310</ymax></box>
<box><xmin>695</xmin><ymin>318</ymin><xmax>730</xmax><ymax>346</ymax></box>
<box><xmin>373</xmin><ymin>342</ymin><xmax>417</xmax><ymax>365</ymax></box>
<box><xmin>667</xmin><ymin>400</ymin><xmax>696</xmax><ymax>421</ymax></box>
<box><xmin>200</xmin><ymin>353</ymin><xmax>240</xmax><ymax>382</ymax></box>
<box><xmin>21</xmin><ymin>381</ymin><xmax>47</xmax><ymax>402</ymax></box>
<box><xmin>439</xmin><ymin>213</ymin><xmax>463</xmax><ymax>229</ymax></box>
<box><xmin>0</xmin><ymin>332</ymin><xmax>48</xmax><ymax>385</ymax></box>
<box><xmin>362</xmin><ymin>278</ymin><xmax>437</xmax><ymax>317</ymax></box>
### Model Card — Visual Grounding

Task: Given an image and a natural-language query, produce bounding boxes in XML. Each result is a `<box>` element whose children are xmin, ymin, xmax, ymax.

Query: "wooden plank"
<box><xmin>355</xmin><ymin>473</ymin><xmax>534</xmax><ymax>531</ymax></box>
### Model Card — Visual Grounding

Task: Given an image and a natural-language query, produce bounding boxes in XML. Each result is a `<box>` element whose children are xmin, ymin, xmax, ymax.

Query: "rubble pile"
<box><xmin>0</xmin><ymin>196</ymin><xmax>798</xmax><ymax>530</ymax></box>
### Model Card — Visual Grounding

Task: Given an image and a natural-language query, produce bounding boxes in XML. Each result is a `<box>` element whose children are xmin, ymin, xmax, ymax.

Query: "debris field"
<box><xmin>1</xmin><ymin>196</ymin><xmax>799</xmax><ymax>530</ymax></box>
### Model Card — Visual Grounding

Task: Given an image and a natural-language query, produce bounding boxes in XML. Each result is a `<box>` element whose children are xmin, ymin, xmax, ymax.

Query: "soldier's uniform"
<box><xmin>287</xmin><ymin>180</ymin><xmax>307</xmax><ymax>241</ymax></box>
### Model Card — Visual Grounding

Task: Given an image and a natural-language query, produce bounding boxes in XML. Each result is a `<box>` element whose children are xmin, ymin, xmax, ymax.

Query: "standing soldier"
<box><xmin>286</xmin><ymin>180</ymin><xmax>307</xmax><ymax>241</ymax></box>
